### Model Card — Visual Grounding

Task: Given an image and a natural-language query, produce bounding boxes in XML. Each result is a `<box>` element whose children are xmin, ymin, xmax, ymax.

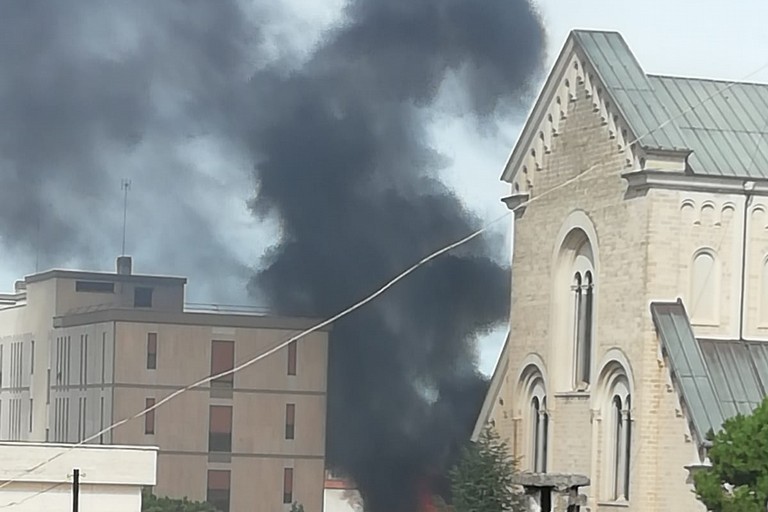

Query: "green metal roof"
<box><xmin>651</xmin><ymin>301</ymin><xmax>725</xmax><ymax>443</ymax></box>
<box><xmin>652</xmin><ymin>301</ymin><xmax>768</xmax><ymax>445</ymax></box>
<box><xmin>573</xmin><ymin>30</ymin><xmax>768</xmax><ymax>179</ymax></box>
<box><xmin>699</xmin><ymin>339</ymin><xmax>765</xmax><ymax>417</ymax></box>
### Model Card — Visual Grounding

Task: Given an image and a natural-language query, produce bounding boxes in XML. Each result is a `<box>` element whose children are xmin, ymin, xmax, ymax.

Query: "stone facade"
<box><xmin>477</xmin><ymin>31</ymin><xmax>768</xmax><ymax>512</ymax></box>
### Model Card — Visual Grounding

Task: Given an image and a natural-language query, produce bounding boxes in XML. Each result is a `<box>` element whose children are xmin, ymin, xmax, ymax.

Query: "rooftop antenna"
<box><xmin>121</xmin><ymin>179</ymin><xmax>131</xmax><ymax>256</ymax></box>
<box><xmin>35</xmin><ymin>210</ymin><xmax>40</xmax><ymax>273</ymax></box>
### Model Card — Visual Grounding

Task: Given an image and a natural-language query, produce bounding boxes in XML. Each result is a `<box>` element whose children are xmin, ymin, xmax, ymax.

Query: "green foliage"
<box><xmin>141</xmin><ymin>488</ymin><xmax>219</xmax><ymax>512</ymax></box>
<box><xmin>694</xmin><ymin>397</ymin><xmax>768</xmax><ymax>512</ymax></box>
<box><xmin>290</xmin><ymin>503</ymin><xmax>305</xmax><ymax>512</ymax></box>
<box><xmin>449</xmin><ymin>426</ymin><xmax>524</xmax><ymax>512</ymax></box>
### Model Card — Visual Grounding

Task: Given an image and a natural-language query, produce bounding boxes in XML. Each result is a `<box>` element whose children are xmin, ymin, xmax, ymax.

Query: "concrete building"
<box><xmin>0</xmin><ymin>441</ymin><xmax>156</xmax><ymax>512</ymax></box>
<box><xmin>0</xmin><ymin>257</ymin><xmax>329</xmax><ymax>512</ymax></box>
<box><xmin>474</xmin><ymin>30</ymin><xmax>768</xmax><ymax>511</ymax></box>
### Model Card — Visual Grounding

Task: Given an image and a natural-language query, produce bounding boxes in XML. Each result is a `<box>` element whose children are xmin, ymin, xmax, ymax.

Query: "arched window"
<box><xmin>530</xmin><ymin>383</ymin><xmax>548</xmax><ymax>472</ymax></box>
<box><xmin>572</xmin><ymin>243</ymin><xmax>595</xmax><ymax>389</ymax></box>
<box><xmin>519</xmin><ymin>367</ymin><xmax>549</xmax><ymax>473</ymax></box>
<box><xmin>690</xmin><ymin>250</ymin><xmax>719</xmax><ymax>324</ymax></box>
<box><xmin>552</xmin><ymin>214</ymin><xmax>599</xmax><ymax>393</ymax></box>
<box><xmin>760</xmin><ymin>257</ymin><xmax>768</xmax><ymax>325</ymax></box>
<box><xmin>611</xmin><ymin>393</ymin><xmax>631</xmax><ymax>500</ymax></box>
<box><xmin>599</xmin><ymin>364</ymin><xmax>632</xmax><ymax>502</ymax></box>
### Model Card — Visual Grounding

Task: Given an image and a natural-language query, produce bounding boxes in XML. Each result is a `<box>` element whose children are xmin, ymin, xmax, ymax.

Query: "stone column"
<box><xmin>536</xmin><ymin>408</ymin><xmax>547</xmax><ymax>471</ymax></box>
<box><xmin>616</xmin><ymin>408</ymin><xmax>630</xmax><ymax>499</ymax></box>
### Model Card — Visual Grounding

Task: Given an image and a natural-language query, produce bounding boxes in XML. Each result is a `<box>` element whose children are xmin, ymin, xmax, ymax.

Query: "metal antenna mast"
<box><xmin>121</xmin><ymin>179</ymin><xmax>131</xmax><ymax>256</ymax></box>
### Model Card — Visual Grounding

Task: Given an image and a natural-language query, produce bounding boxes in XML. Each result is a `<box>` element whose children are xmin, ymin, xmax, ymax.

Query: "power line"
<box><xmin>0</xmin><ymin>481</ymin><xmax>67</xmax><ymax>509</ymax></box>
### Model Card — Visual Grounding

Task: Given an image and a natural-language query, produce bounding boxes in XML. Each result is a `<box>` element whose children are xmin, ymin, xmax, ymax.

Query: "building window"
<box><xmin>147</xmin><ymin>333</ymin><xmax>157</xmax><ymax>370</ymax></box>
<box><xmin>554</xmin><ymin>223</ymin><xmax>597</xmax><ymax>393</ymax></box>
<box><xmin>283</xmin><ymin>467</ymin><xmax>294</xmax><ymax>504</ymax></box>
<box><xmin>79</xmin><ymin>334</ymin><xmax>88</xmax><ymax>387</ymax></box>
<box><xmin>572</xmin><ymin>265</ymin><xmax>594</xmax><ymax>389</ymax></box>
<box><xmin>529</xmin><ymin>381</ymin><xmax>548</xmax><ymax>472</ymax></box>
<box><xmin>99</xmin><ymin>397</ymin><xmax>105</xmax><ymax>444</ymax></box>
<box><xmin>207</xmin><ymin>470</ymin><xmax>231</xmax><ymax>512</ymax></box>
<box><xmin>101</xmin><ymin>332</ymin><xmax>106</xmax><ymax>384</ymax></box>
<box><xmin>690</xmin><ymin>249</ymin><xmax>719</xmax><ymax>324</ymax></box>
<box><xmin>134</xmin><ymin>287</ymin><xmax>153</xmax><ymax>308</ymax></box>
<box><xmin>75</xmin><ymin>280</ymin><xmax>115</xmax><ymax>293</ymax></box>
<box><xmin>208</xmin><ymin>406</ymin><xmax>232</xmax><ymax>452</ymax></box>
<box><xmin>285</xmin><ymin>403</ymin><xmax>295</xmax><ymax>440</ymax></box>
<box><xmin>28</xmin><ymin>398</ymin><xmax>32</xmax><ymax>432</ymax></box>
<box><xmin>30</xmin><ymin>340</ymin><xmax>34</xmax><ymax>374</ymax></box>
<box><xmin>288</xmin><ymin>341</ymin><xmax>297</xmax><ymax>376</ymax></box>
<box><xmin>612</xmin><ymin>394</ymin><xmax>631</xmax><ymax>500</ymax></box>
<box><xmin>145</xmin><ymin>398</ymin><xmax>155</xmax><ymax>435</ymax></box>
<box><xmin>761</xmin><ymin>257</ymin><xmax>768</xmax><ymax>324</ymax></box>
<box><xmin>211</xmin><ymin>340</ymin><xmax>234</xmax><ymax>388</ymax></box>
<box><xmin>600</xmin><ymin>364</ymin><xmax>632</xmax><ymax>502</ymax></box>
<box><xmin>78</xmin><ymin>397</ymin><xmax>87</xmax><ymax>442</ymax></box>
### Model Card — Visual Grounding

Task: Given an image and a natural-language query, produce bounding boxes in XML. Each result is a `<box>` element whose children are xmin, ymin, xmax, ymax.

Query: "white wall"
<box><xmin>324</xmin><ymin>489</ymin><xmax>364</xmax><ymax>512</ymax></box>
<box><xmin>0</xmin><ymin>442</ymin><xmax>156</xmax><ymax>512</ymax></box>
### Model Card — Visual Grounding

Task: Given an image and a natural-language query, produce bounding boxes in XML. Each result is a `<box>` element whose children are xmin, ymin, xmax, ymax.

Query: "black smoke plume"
<box><xmin>248</xmin><ymin>1</ymin><xmax>544</xmax><ymax>509</ymax></box>
<box><xmin>0</xmin><ymin>0</ymin><xmax>267</xmax><ymax>301</ymax></box>
<box><xmin>0</xmin><ymin>2</ymin><xmax>543</xmax><ymax>510</ymax></box>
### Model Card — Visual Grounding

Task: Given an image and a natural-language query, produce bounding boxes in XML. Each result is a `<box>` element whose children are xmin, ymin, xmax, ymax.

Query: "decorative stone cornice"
<box><xmin>501</xmin><ymin>192</ymin><xmax>530</xmax><ymax>215</ymax></box>
<box><xmin>623</xmin><ymin>169</ymin><xmax>768</xmax><ymax>195</ymax></box>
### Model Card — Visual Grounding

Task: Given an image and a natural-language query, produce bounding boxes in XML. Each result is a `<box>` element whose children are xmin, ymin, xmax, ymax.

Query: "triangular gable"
<box><xmin>500</xmin><ymin>30</ymin><xmax>689</xmax><ymax>190</ymax></box>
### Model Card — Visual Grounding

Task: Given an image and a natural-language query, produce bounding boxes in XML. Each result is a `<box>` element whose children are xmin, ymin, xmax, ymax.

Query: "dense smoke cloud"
<box><xmin>248</xmin><ymin>1</ymin><xmax>544</xmax><ymax>509</ymax></box>
<box><xmin>0</xmin><ymin>0</ymin><xmax>267</xmax><ymax>301</ymax></box>
<box><xmin>0</xmin><ymin>1</ymin><xmax>543</xmax><ymax>510</ymax></box>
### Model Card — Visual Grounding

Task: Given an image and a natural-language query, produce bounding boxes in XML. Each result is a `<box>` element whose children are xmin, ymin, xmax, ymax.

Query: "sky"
<box><xmin>2</xmin><ymin>0</ymin><xmax>767</xmax><ymax>375</ymax></box>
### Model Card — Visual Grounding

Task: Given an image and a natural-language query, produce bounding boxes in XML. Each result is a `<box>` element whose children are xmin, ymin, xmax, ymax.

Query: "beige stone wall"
<box><xmin>108</xmin><ymin>321</ymin><xmax>327</xmax><ymax>512</ymax></box>
<box><xmin>746</xmin><ymin>198</ymin><xmax>768</xmax><ymax>339</ymax></box>
<box><xmin>494</xmin><ymin>74</ymin><xmax>712</xmax><ymax>512</ymax></box>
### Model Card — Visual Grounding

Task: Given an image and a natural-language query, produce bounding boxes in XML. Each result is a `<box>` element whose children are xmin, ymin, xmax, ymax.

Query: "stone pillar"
<box><xmin>616</xmin><ymin>408</ymin><xmax>630</xmax><ymax>499</ymax></box>
<box><xmin>536</xmin><ymin>408</ymin><xmax>547</xmax><ymax>471</ymax></box>
<box><xmin>513</xmin><ymin>473</ymin><xmax>589</xmax><ymax>512</ymax></box>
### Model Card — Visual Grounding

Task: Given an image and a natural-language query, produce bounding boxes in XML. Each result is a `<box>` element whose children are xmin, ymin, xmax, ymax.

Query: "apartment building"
<box><xmin>0</xmin><ymin>257</ymin><xmax>329</xmax><ymax>512</ymax></box>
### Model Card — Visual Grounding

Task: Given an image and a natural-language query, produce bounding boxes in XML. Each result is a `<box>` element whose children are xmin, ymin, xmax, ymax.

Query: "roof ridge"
<box><xmin>570</xmin><ymin>28</ymin><xmax>622</xmax><ymax>35</ymax></box>
<box><xmin>648</xmin><ymin>73</ymin><xmax>768</xmax><ymax>88</ymax></box>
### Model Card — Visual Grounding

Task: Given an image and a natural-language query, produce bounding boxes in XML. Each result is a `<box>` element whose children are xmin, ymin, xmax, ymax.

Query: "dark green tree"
<box><xmin>694</xmin><ymin>397</ymin><xmax>768</xmax><ymax>512</ymax></box>
<box><xmin>449</xmin><ymin>426</ymin><xmax>525</xmax><ymax>512</ymax></box>
<box><xmin>141</xmin><ymin>488</ymin><xmax>219</xmax><ymax>512</ymax></box>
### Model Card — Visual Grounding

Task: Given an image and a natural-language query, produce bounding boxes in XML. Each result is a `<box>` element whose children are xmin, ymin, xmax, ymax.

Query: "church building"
<box><xmin>473</xmin><ymin>30</ymin><xmax>768</xmax><ymax>511</ymax></box>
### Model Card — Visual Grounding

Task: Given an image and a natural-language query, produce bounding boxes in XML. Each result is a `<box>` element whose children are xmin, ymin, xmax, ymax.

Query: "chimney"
<box><xmin>116</xmin><ymin>256</ymin><xmax>132</xmax><ymax>275</ymax></box>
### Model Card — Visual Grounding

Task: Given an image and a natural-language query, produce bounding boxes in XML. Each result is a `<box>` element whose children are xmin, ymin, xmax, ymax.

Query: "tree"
<box><xmin>694</xmin><ymin>397</ymin><xmax>768</xmax><ymax>512</ymax></box>
<box><xmin>290</xmin><ymin>503</ymin><xmax>305</xmax><ymax>512</ymax></box>
<box><xmin>141</xmin><ymin>488</ymin><xmax>219</xmax><ymax>512</ymax></box>
<box><xmin>449</xmin><ymin>426</ymin><xmax>525</xmax><ymax>512</ymax></box>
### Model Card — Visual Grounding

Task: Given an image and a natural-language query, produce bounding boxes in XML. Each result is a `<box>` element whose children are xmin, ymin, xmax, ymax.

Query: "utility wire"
<box><xmin>0</xmin><ymin>481</ymin><xmax>67</xmax><ymax>509</ymax></box>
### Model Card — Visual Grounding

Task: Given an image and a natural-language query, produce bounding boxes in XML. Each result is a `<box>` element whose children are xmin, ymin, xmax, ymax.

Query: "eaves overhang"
<box><xmin>623</xmin><ymin>169</ymin><xmax>768</xmax><ymax>195</ymax></box>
